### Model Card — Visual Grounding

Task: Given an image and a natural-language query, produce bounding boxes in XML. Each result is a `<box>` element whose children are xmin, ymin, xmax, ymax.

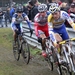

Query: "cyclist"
<box><xmin>48</xmin><ymin>3</ymin><xmax>75</xmax><ymax>46</ymax></box>
<box><xmin>34</xmin><ymin>3</ymin><xmax>50</xmax><ymax>58</ymax></box>
<box><xmin>11</xmin><ymin>4</ymin><xmax>32</xmax><ymax>45</ymax></box>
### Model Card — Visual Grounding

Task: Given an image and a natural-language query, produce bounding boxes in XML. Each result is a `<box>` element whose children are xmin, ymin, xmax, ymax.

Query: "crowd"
<box><xmin>0</xmin><ymin>0</ymin><xmax>74</xmax><ymax>27</ymax></box>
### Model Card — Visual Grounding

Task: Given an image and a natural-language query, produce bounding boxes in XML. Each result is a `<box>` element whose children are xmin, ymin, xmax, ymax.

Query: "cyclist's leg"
<box><xmin>38</xmin><ymin>33</ymin><xmax>48</xmax><ymax>58</ymax></box>
<box><xmin>13</xmin><ymin>24</ymin><xmax>21</xmax><ymax>44</ymax></box>
<box><xmin>50</xmin><ymin>30</ymin><xmax>62</xmax><ymax>49</ymax></box>
<box><xmin>52</xmin><ymin>28</ymin><xmax>64</xmax><ymax>60</ymax></box>
<box><xmin>37</xmin><ymin>30</ymin><xmax>47</xmax><ymax>57</ymax></box>
<box><xmin>34</xmin><ymin>23</ymin><xmax>49</xmax><ymax>57</ymax></box>
<box><xmin>39</xmin><ymin>24</ymin><xmax>49</xmax><ymax>49</ymax></box>
<box><xmin>52</xmin><ymin>29</ymin><xmax>62</xmax><ymax>42</ymax></box>
<box><xmin>13</xmin><ymin>30</ymin><xmax>17</xmax><ymax>43</ymax></box>
<box><xmin>59</xmin><ymin>24</ymin><xmax>70</xmax><ymax>51</ymax></box>
<box><xmin>61</xmin><ymin>28</ymin><xmax>69</xmax><ymax>40</ymax></box>
<box><xmin>38</xmin><ymin>30</ymin><xmax>46</xmax><ymax>50</ymax></box>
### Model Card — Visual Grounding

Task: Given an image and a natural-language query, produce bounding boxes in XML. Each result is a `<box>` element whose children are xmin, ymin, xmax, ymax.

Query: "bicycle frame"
<box><xmin>45</xmin><ymin>38</ymin><xmax>54</xmax><ymax>60</ymax></box>
<box><xmin>59</xmin><ymin>38</ymin><xmax>75</xmax><ymax>73</ymax></box>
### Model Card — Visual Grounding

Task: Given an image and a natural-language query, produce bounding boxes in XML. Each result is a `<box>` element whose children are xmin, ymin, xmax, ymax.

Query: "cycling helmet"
<box><xmin>49</xmin><ymin>3</ymin><xmax>60</xmax><ymax>13</ymax></box>
<box><xmin>38</xmin><ymin>4</ymin><xmax>48</xmax><ymax>12</ymax></box>
<box><xmin>16</xmin><ymin>4</ymin><xmax>23</xmax><ymax>13</ymax></box>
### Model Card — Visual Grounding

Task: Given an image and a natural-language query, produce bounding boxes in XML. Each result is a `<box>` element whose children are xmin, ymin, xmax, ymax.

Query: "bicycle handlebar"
<box><xmin>22</xmin><ymin>29</ymin><xmax>34</xmax><ymax>37</ymax></box>
<box><xmin>59</xmin><ymin>38</ymin><xmax>75</xmax><ymax>45</ymax></box>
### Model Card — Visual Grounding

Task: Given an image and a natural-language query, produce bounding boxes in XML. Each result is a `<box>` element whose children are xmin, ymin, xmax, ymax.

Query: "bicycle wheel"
<box><xmin>57</xmin><ymin>64</ymin><xmax>72</xmax><ymax>75</ymax></box>
<box><xmin>58</xmin><ymin>45</ymin><xmax>72</xmax><ymax>75</ymax></box>
<box><xmin>71</xmin><ymin>53</ymin><xmax>75</xmax><ymax>71</ymax></box>
<box><xmin>46</xmin><ymin>46</ymin><xmax>54</xmax><ymax>71</ymax></box>
<box><xmin>13</xmin><ymin>39</ymin><xmax>20</xmax><ymax>61</ymax></box>
<box><xmin>21</xmin><ymin>40</ymin><xmax>30</xmax><ymax>64</ymax></box>
<box><xmin>46</xmin><ymin>55</ymin><xmax>54</xmax><ymax>71</ymax></box>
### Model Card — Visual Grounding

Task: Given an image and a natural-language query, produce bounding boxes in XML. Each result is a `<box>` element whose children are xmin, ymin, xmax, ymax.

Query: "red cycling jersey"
<box><xmin>34</xmin><ymin>13</ymin><xmax>49</xmax><ymax>37</ymax></box>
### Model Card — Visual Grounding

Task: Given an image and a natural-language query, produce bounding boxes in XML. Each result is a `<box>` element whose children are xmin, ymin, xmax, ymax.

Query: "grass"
<box><xmin>0</xmin><ymin>28</ymin><xmax>13</xmax><ymax>49</ymax></box>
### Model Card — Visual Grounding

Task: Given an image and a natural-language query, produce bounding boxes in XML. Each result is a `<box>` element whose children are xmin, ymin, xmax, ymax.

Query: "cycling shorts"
<box><xmin>15</xmin><ymin>24</ymin><xmax>21</xmax><ymax>34</ymax></box>
<box><xmin>52</xmin><ymin>24</ymin><xmax>69</xmax><ymax>40</ymax></box>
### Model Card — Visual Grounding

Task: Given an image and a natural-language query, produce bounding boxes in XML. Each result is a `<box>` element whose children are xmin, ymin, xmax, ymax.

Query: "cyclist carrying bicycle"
<box><xmin>48</xmin><ymin>3</ymin><xmax>75</xmax><ymax>47</ymax></box>
<box><xmin>34</xmin><ymin>3</ymin><xmax>50</xmax><ymax>58</ymax></box>
<box><xmin>11</xmin><ymin>4</ymin><xmax>33</xmax><ymax>45</ymax></box>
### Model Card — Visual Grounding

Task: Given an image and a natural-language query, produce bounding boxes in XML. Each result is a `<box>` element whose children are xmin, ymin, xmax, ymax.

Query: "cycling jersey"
<box><xmin>48</xmin><ymin>11</ymin><xmax>74</xmax><ymax>29</ymax></box>
<box><xmin>48</xmin><ymin>11</ymin><xmax>74</xmax><ymax>40</ymax></box>
<box><xmin>34</xmin><ymin>12</ymin><xmax>50</xmax><ymax>37</ymax></box>
<box><xmin>11</xmin><ymin>13</ymin><xmax>31</xmax><ymax>32</ymax></box>
<box><xmin>34</xmin><ymin>12</ymin><xmax>49</xmax><ymax>26</ymax></box>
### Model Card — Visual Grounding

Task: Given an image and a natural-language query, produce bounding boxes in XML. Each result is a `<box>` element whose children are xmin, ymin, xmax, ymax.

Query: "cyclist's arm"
<box><xmin>48</xmin><ymin>13</ymin><xmax>53</xmax><ymax>23</ymax></box>
<box><xmin>34</xmin><ymin>22</ymin><xmax>38</xmax><ymax>37</ymax></box>
<box><xmin>11</xmin><ymin>16</ymin><xmax>17</xmax><ymax>30</ymax></box>
<box><xmin>48</xmin><ymin>14</ymin><xmax>53</xmax><ymax>30</ymax></box>
<box><xmin>62</xmin><ymin>11</ymin><xmax>75</xmax><ymax>30</ymax></box>
<box><xmin>34</xmin><ymin>14</ymin><xmax>40</xmax><ymax>37</ymax></box>
<box><xmin>23</xmin><ymin>13</ymin><xmax>32</xmax><ymax>29</ymax></box>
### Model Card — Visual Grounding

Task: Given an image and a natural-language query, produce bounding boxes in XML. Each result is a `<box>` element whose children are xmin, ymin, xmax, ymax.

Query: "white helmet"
<box><xmin>49</xmin><ymin>3</ymin><xmax>60</xmax><ymax>13</ymax></box>
<box><xmin>38</xmin><ymin>4</ymin><xmax>48</xmax><ymax>12</ymax></box>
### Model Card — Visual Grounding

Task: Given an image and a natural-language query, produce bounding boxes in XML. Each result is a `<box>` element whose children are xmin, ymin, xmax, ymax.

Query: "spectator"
<box><xmin>0</xmin><ymin>7</ymin><xmax>3</xmax><ymax>27</ymax></box>
<box><xmin>4</xmin><ymin>6</ymin><xmax>11</xmax><ymax>27</ymax></box>
<box><xmin>69</xmin><ymin>2</ymin><xmax>75</xmax><ymax>22</ymax></box>
<box><xmin>9</xmin><ymin>2</ymin><xmax>16</xmax><ymax>22</ymax></box>
<box><xmin>52</xmin><ymin>0</ymin><xmax>62</xmax><ymax>5</ymax></box>
<box><xmin>27</xmin><ymin>0</ymin><xmax>39</xmax><ymax>22</ymax></box>
<box><xmin>23</xmin><ymin>5</ymin><xmax>29</xmax><ymax>15</ymax></box>
<box><xmin>46</xmin><ymin>0</ymin><xmax>52</xmax><ymax>10</ymax></box>
<box><xmin>66</xmin><ymin>2</ymin><xmax>75</xmax><ymax>28</ymax></box>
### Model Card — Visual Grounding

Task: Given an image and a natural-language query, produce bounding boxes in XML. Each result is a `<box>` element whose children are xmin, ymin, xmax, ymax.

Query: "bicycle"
<box><xmin>13</xmin><ymin>30</ymin><xmax>33</xmax><ymax>64</ymax></box>
<box><xmin>56</xmin><ymin>38</ymin><xmax>75</xmax><ymax>75</ymax></box>
<box><xmin>44</xmin><ymin>36</ymin><xmax>75</xmax><ymax>75</ymax></box>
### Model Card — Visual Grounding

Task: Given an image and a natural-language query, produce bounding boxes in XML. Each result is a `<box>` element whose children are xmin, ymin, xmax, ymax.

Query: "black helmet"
<box><xmin>16</xmin><ymin>4</ymin><xmax>23</xmax><ymax>13</ymax></box>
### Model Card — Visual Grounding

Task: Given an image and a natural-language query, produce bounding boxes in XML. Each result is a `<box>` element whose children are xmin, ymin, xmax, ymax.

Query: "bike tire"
<box><xmin>13</xmin><ymin>40</ymin><xmax>20</xmax><ymax>61</ymax></box>
<box><xmin>46</xmin><ymin>46</ymin><xmax>54</xmax><ymax>71</ymax></box>
<box><xmin>46</xmin><ymin>56</ymin><xmax>53</xmax><ymax>71</ymax></box>
<box><xmin>57</xmin><ymin>64</ymin><xmax>72</xmax><ymax>75</ymax></box>
<box><xmin>21</xmin><ymin>40</ymin><xmax>30</xmax><ymax>64</ymax></box>
<box><xmin>55</xmin><ymin>53</ymin><xmax>62</xmax><ymax>75</ymax></box>
<box><xmin>56</xmin><ymin>55</ymin><xmax>71</xmax><ymax>75</ymax></box>
<box><xmin>59</xmin><ymin>45</ymin><xmax>72</xmax><ymax>75</ymax></box>
<box><xmin>71</xmin><ymin>53</ymin><xmax>75</xmax><ymax>71</ymax></box>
